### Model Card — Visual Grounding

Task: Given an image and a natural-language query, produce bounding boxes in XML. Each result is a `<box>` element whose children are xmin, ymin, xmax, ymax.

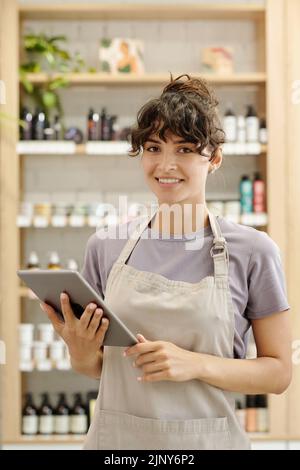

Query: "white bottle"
<box><xmin>223</xmin><ymin>104</ymin><xmax>237</xmax><ymax>142</ymax></box>
<box><xmin>48</xmin><ymin>251</ymin><xmax>61</xmax><ymax>270</ymax></box>
<box><xmin>237</xmin><ymin>116</ymin><xmax>246</xmax><ymax>143</ymax></box>
<box><xmin>245</xmin><ymin>105</ymin><xmax>259</xmax><ymax>142</ymax></box>
<box><xmin>27</xmin><ymin>251</ymin><xmax>40</xmax><ymax>269</ymax></box>
<box><xmin>259</xmin><ymin>118</ymin><xmax>268</xmax><ymax>144</ymax></box>
<box><xmin>67</xmin><ymin>258</ymin><xmax>78</xmax><ymax>271</ymax></box>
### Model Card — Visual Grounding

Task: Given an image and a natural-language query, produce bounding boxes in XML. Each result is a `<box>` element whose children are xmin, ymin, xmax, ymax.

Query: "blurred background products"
<box><xmin>235</xmin><ymin>395</ymin><xmax>269</xmax><ymax>434</ymax></box>
<box><xmin>202</xmin><ymin>46</ymin><xmax>234</xmax><ymax>74</ymax></box>
<box><xmin>2</xmin><ymin>0</ymin><xmax>298</xmax><ymax>451</ymax></box>
<box><xmin>99</xmin><ymin>37</ymin><xmax>145</xmax><ymax>74</ymax></box>
<box><xmin>223</xmin><ymin>104</ymin><xmax>265</xmax><ymax>145</ymax></box>
<box><xmin>18</xmin><ymin>323</ymin><xmax>71</xmax><ymax>371</ymax></box>
<box><xmin>21</xmin><ymin>392</ymin><xmax>93</xmax><ymax>436</ymax></box>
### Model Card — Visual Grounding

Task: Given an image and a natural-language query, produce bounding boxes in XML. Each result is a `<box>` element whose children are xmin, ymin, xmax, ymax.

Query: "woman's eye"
<box><xmin>145</xmin><ymin>146</ymin><xmax>159</xmax><ymax>152</ymax></box>
<box><xmin>178</xmin><ymin>147</ymin><xmax>193</xmax><ymax>153</ymax></box>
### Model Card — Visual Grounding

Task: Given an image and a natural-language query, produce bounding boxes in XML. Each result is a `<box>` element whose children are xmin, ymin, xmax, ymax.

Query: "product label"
<box><xmin>70</xmin><ymin>415</ymin><xmax>88</xmax><ymax>434</ymax></box>
<box><xmin>224</xmin><ymin>116</ymin><xmax>237</xmax><ymax>142</ymax></box>
<box><xmin>39</xmin><ymin>415</ymin><xmax>54</xmax><ymax>434</ymax></box>
<box><xmin>54</xmin><ymin>415</ymin><xmax>70</xmax><ymax>434</ymax></box>
<box><xmin>22</xmin><ymin>416</ymin><xmax>38</xmax><ymax>435</ymax></box>
<box><xmin>246</xmin><ymin>117</ymin><xmax>259</xmax><ymax>142</ymax></box>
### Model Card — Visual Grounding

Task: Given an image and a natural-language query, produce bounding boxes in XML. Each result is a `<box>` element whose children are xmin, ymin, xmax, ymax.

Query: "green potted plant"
<box><xmin>20</xmin><ymin>33</ymin><xmax>94</xmax><ymax>119</ymax></box>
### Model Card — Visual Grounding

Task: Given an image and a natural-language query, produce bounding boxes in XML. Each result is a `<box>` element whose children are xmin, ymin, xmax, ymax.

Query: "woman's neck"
<box><xmin>150</xmin><ymin>202</ymin><xmax>209</xmax><ymax>236</ymax></box>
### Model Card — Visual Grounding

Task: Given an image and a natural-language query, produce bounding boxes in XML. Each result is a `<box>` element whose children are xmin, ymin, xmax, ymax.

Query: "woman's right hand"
<box><xmin>40</xmin><ymin>292</ymin><xmax>109</xmax><ymax>365</ymax></box>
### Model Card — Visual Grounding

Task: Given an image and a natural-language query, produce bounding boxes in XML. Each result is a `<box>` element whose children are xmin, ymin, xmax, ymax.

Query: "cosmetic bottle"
<box><xmin>39</xmin><ymin>393</ymin><xmax>54</xmax><ymax>435</ymax></box>
<box><xmin>237</xmin><ymin>116</ymin><xmax>246</xmax><ymax>143</ymax></box>
<box><xmin>43</xmin><ymin>115</ymin><xmax>53</xmax><ymax>140</ymax></box>
<box><xmin>253</xmin><ymin>172</ymin><xmax>265</xmax><ymax>213</ymax></box>
<box><xmin>26</xmin><ymin>251</ymin><xmax>40</xmax><ymax>270</ymax></box>
<box><xmin>100</xmin><ymin>107</ymin><xmax>110</xmax><ymax>141</ymax></box>
<box><xmin>67</xmin><ymin>258</ymin><xmax>79</xmax><ymax>271</ymax></box>
<box><xmin>245</xmin><ymin>105</ymin><xmax>259</xmax><ymax>142</ymax></box>
<box><xmin>54</xmin><ymin>393</ymin><xmax>70</xmax><ymax>435</ymax></box>
<box><xmin>108</xmin><ymin>115</ymin><xmax>117</xmax><ymax>141</ymax></box>
<box><xmin>259</xmin><ymin>118</ymin><xmax>268</xmax><ymax>144</ymax></box>
<box><xmin>87</xmin><ymin>108</ymin><xmax>99</xmax><ymax>141</ymax></box>
<box><xmin>70</xmin><ymin>393</ymin><xmax>88</xmax><ymax>435</ymax></box>
<box><xmin>245</xmin><ymin>395</ymin><xmax>257</xmax><ymax>433</ymax></box>
<box><xmin>256</xmin><ymin>395</ymin><xmax>269</xmax><ymax>432</ymax></box>
<box><xmin>22</xmin><ymin>393</ymin><xmax>38</xmax><ymax>435</ymax></box>
<box><xmin>235</xmin><ymin>400</ymin><xmax>246</xmax><ymax>431</ymax></box>
<box><xmin>34</xmin><ymin>108</ymin><xmax>46</xmax><ymax>141</ymax></box>
<box><xmin>240</xmin><ymin>175</ymin><xmax>253</xmax><ymax>214</ymax></box>
<box><xmin>53</xmin><ymin>115</ymin><xmax>63</xmax><ymax>140</ymax></box>
<box><xmin>48</xmin><ymin>251</ymin><xmax>61</xmax><ymax>270</ymax></box>
<box><xmin>20</xmin><ymin>107</ymin><xmax>33</xmax><ymax>140</ymax></box>
<box><xmin>223</xmin><ymin>104</ymin><xmax>237</xmax><ymax>142</ymax></box>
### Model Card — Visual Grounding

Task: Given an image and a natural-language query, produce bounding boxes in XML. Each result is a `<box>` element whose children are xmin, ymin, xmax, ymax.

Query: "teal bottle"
<box><xmin>240</xmin><ymin>175</ymin><xmax>253</xmax><ymax>214</ymax></box>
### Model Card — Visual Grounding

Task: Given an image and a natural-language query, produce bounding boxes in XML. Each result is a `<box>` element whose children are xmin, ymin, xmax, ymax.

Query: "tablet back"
<box><xmin>17</xmin><ymin>269</ymin><xmax>137</xmax><ymax>347</ymax></box>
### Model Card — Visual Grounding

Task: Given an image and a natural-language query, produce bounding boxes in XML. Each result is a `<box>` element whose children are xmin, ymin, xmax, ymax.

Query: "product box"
<box><xmin>201</xmin><ymin>46</ymin><xmax>234</xmax><ymax>74</ymax></box>
<box><xmin>99</xmin><ymin>38</ymin><xmax>145</xmax><ymax>74</ymax></box>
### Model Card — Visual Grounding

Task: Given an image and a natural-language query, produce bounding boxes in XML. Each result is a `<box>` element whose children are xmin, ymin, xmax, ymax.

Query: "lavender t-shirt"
<box><xmin>81</xmin><ymin>216</ymin><xmax>290</xmax><ymax>359</ymax></box>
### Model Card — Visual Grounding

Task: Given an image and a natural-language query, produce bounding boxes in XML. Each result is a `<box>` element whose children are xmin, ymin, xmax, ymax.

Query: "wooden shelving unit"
<box><xmin>16</xmin><ymin>141</ymin><xmax>267</xmax><ymax>156</ymax></box>
<box><xmin>1</xmin><ymin>0</ymin><xmax>300</xmax><ymax>447</ymax></box>
<box><xmin>23</xmin><ymin>72</ymin><xmax>267</xmax><ymax>87</ymax></box>
<box><xmin>19</xmin><ymin>3</ymin><xmax>265</xmax><ymax>21</ymax></box>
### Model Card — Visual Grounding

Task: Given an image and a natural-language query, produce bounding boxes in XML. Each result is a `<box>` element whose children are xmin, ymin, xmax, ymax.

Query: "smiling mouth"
<box><xmin>155</xmin><ymin>177</ymin><xmax>184</xmax><ymax>185</ymax></box>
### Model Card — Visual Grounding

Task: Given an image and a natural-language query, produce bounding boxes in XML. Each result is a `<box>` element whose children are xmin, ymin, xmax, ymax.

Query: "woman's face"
<box><xmin>141</xmin><ymin>130</ymin><xmax>219</xmax><ymax>206</ymax></box>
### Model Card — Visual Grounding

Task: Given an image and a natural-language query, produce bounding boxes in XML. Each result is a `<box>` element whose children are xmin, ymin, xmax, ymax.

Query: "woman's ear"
<box><xmin>209</xmin><ymin>147</ymin><xmax>223</xmax><ymax>173</ymax></box>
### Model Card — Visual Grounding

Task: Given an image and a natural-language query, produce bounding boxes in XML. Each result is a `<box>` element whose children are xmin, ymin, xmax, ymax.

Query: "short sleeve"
<box><xmin>246</xmin><ymin>232</ymin><xmax>290</xmax><ymax>319</ymax></box>
<box><xmin>80</xmin><ymin>234</ymin><xmax>103</xmax><ymax>297</ymax></box>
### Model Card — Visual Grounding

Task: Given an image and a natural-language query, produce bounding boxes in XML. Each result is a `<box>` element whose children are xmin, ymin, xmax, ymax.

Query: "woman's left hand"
<box><xmin>124</xmin><ymin>334</ymin><xmax>197</xmax><ymax>383</ymax></box>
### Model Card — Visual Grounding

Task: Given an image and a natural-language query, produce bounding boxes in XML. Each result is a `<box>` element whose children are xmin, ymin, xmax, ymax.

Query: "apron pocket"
<box><xmin>97</xmin><ymin>409</ymin><xmax>232</xmax><ymax>450</ymax></box>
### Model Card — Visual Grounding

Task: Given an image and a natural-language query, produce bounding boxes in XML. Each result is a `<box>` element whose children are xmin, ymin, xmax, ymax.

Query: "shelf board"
<box><xmin>5</xmin><ymin>434</ymin><xmax>300</xmax><ymax>446</ymax></box>
<box><xmin>6</xmin><ymin>435</ymin><xmax>84</xmax><ymax>445</ymax></box>
<box><xmin>17</xmin><ymin>141</ymin><xmax>267</xmax><ymax>156</ymax></box>
<box><xmin>19</xmin><ymin>4</ymin><xmax>265</xmax><ymax>21</ymax></box>
<box><xmin>21</xmin><ymin>72</ymin><xmax>266</xmax><ymax>87</ymax></box>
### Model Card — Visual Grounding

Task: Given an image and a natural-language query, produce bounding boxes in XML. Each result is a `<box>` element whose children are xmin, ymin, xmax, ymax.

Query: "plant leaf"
<box><xmin>48</xmin><ymin>36</ymin><xmax>67</xmax><ymax>44</ymax></box>
<box><xmin>49</xmin><ymin>76</ymin><xmax>70</xmax><ymax>90</ymax></box>
<box><xmin>42</xmin><ymin>91</ymin><xmax>57</xmax><ymax>109</ymax></box>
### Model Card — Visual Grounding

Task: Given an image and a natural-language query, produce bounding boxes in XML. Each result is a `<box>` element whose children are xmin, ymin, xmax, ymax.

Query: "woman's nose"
<box><xmin>157</xmin><ymin>152</ymin><xmax>177</xmax><ymax>171</ymax></box>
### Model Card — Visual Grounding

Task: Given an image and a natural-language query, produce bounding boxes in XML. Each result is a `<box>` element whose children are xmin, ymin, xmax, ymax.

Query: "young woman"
<box><xmin>41</xmin><ymin>75</ymin><xmax>292</xmax><ymax>450</ymax></box>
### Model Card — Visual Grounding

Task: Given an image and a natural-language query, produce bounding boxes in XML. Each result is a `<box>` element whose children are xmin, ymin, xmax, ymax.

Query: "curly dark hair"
<box><xmin>128</xmin><ymin>74</ymin><xmax>225</xmax><ymax>162</ymax></box>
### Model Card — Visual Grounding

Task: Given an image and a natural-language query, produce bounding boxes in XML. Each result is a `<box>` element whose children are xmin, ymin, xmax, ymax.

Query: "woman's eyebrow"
<box><xmin>146</xmin><ymin>138</ymin><xmax>194</xmax><ymax>145</ymax></box>
<box><xmin>145</xmin><ymin>138</ymin><xmax>161</xmax><ymax>144</ymax></box>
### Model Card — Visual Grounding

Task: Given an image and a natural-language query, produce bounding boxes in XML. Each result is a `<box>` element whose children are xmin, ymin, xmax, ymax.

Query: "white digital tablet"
<box><xmin>17</xmin><ymin>269</ymin><xmax>138</xmax><ymax>347</ymax></box>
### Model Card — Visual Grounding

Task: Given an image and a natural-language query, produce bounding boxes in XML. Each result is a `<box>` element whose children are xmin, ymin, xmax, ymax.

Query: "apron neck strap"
<box><xmin>116</xmin><ymin>208</ymin><xmax>229</xmax><ymax>280</ymax></box>
<box><xmin>208</xmin><ymin>212</ymin><xmax>229</xmax><ymax>279</ymax></box>
<box><xmin>117</xmin><ymin>206</ymin><xmax>158</xmax><ymax>265</ymax></box>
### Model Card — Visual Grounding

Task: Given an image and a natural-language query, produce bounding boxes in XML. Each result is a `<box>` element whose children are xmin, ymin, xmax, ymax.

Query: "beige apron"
<box><xmin>83</xmin><ymin>210</ymin><xmax>251</xmax><ymax>450</ymax></box>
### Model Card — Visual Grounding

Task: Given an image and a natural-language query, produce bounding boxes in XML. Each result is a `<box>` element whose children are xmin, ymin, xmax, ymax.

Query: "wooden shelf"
<box><xmin>17</xmin><ymin>141</ymin><xmax>267</xmax><ymax>156</ymax></box>
<box><xmin>19</xmin><ymin>4</ymin><xmax>265</xmax><ymax>21</ymax></box>
<box><xmin>21</xmin><ymin>72</ymin><xmax>266</xmax><ymax>87</ymax></box>
<box><xmin>5</xmin><ymin>433</ymin><xmax>300</xmax><ymax>446</ymax></box>
<box><xmin>5</xmin><ymin>435</ymin><xmax>84</xmax><ymax>445</ymax></box>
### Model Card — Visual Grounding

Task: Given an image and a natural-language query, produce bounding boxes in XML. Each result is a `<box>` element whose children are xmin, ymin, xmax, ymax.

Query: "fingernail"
<box><xmin>132</xmin><ymin>362</ymin><xmax>136</xmax><ymax>368</ymax></box>
<box><xmin>60</xmin><ymin>293</ymin><xmax>67</xmax><ymax>301</ymax></box>
<box><xmin>89</xmin><ymin>303</ymin><xmax>96</xmax><ymax>310</ymax></box>
<box><xmin>123</xmin><ymin>351</ymin><xmax>127</xmax><ymax>357</ymax></box>
<box><xmin>137</xmin><ymin>377</ymin><xmax>143</xmax><ymax>382</ymax></box>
